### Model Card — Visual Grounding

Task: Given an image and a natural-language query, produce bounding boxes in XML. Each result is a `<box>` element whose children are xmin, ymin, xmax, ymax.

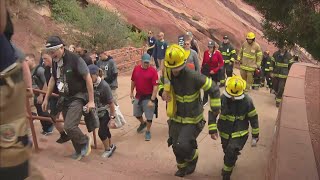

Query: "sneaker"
<box><xmin>137</xmin><ymin>122</ymin><xmax>147</xmax><ymax>133</ymax></box>
<box><xmin>56</xmin><ymin>132</ymin><xmax>71</xmax><ymax>144</ymax></box>
<box><xmin>101</xmin><ymin>144</ymin><xmax>117</xmax><ymax>158</ymax></box>
<box><xmin>71</xmin><ymin>152</ymin><xmax>82</xmax><ymax>161</ymax></box>
<box><xmin>41</xmin><ymin>125</ymin><xmax>54</xmax><ymax>136</ymax></box>
<box><xmin>81</xmin><ymin>136</ymin><xmax>92</xmax><ymax>157</ymax></box>
<box><xmin>145</xmin><ymin>131</ymin><xmax>151</xmax><ymax>141</ymax></box>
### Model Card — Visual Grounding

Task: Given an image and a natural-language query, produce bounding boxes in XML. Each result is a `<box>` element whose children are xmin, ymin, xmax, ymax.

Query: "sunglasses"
<box><xmin>184</xmin><ymin>43</ymin><xmax>190</xmax><ymax>45</ymax></box>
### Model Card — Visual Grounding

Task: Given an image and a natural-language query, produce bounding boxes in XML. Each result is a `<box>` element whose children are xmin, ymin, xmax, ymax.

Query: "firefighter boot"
<box><xmin>175</xmin><ymin>168</ymin><xmax>187</xmax><ymax>177</ymax></box>
<box><xmin>185</xmin><ymin>156</ymin><xmax>198</xmax><ymax>175</ymax></box>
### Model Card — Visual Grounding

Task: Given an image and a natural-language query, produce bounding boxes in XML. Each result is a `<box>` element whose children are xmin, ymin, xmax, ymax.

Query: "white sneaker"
<box><xmin>101</xmin><ymin>144</ymin><xmax>117</xmax><ymax>158</ymax></box>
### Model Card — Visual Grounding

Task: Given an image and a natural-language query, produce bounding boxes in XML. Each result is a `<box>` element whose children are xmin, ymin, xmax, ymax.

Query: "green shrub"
<box><xmin>49</xmin><ymin>0</ymin><xmax>145</xmax><ymax>50</ymax></box>
<box><xmin>29</xmin><ymin>0</ymin><xmax>47</xmax><ymax>6</ymax></box>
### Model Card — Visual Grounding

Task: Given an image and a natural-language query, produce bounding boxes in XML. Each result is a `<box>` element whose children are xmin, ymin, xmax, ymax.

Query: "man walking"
<box><xmin>161</xmin><ymin>44</ymin><xmax>221</xmax><ymax>177</ymax></box>
<box><xmin>270</xmin><ymin>44</ymin><xmax>294</xmax><ymax>107</ymax></box>
<box><xmin>219</xmin><ymin>35</ymin><xmax>236</xmax><ymax>86</ymax></box>
<box><xmin>261</xmin><ymin>50</ymin><xmax>272</xmax><ymax>89</ymax></box>
<box><xmin>25</xmin><ymin>53</ymin><xmax>54</xmax><ymax>135</ymax></box>
<box><xmin>218</xmin><ymin>76</ymin><xmax>259</xmax><ymax>180</ymax></box>
<box><xmin>97</xmin><ymin>51</ymin><xmax>119</xmax><ymax>105</ymax></box>
<box><xmin>237</xmin><ymin>32</ymin><xmax>263</xmax><ymax>91</ymax></box>
<box><xmin>130</xmin><ymin>53</ymin><xmax>158</xmax><ymax>141</ymax></box>
<box><xmin>152</xmin><ymin>32</ymin><xmax>167</xmax><ymax>72</ymax></box>
<box><xmin>42</xmin><ymin>36</ymin><xmax>95</xmax><ymax>160</ymax></box>
<box><xmin>146</xmin><ymin>30</ymin><xmax>156</xmax><ymax>57</ymax></box>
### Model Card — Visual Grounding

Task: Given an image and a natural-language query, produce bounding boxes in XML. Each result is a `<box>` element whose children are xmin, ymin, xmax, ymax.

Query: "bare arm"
<box><xmin>44</xmin><ymin>76</ymin><xmax>55</xmax><ymax>102</ymax></box>
<box><xmin>151</xmin><ymin>85</ymin><xmax>158</xmax><ymax>100</ymax></box>
<box><xmin>130</xmin><ymin>81</ymin><xmax>135</xmax><ymax>96</ymax></box>
<box><xmin>108</xmin><ymin>102</ymin><xmax>116</xmax><ymax>116</ymax></box>
<box><xmin>0</xmin><ymin>0</ymin><xmax>6</xmax><ymax>34</ymax></box>
<box><xmin>22</xmin><ymin>61</ymin><xmax>33</xmax><ymax>97</ymax></box>
<box><xmin>84</xmin><ymin>74</ymin><xmax>94</xmax><ymax>103</ymax></box>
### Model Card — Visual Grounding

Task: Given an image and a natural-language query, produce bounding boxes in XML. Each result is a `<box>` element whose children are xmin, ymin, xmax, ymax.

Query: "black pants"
<box><xmin>0</xmin><ymin>160</ymin><xmax>29</xmax><ymax>180</ymax></box>
<box><xmin>221</xmin><ymin>135</ymin><xmax>248</xmax><ymax>176</ymax></box>
<box><xmin>34</xmin><ymin>97</ymin><xmax>53</xmax><ymax>132</ymax></box>
<box><xmin>98</xmin><ymin>111</ymin><xmax>111</xmax><ymax>141</ymax></box>
<box><xmin>168</xmin><ymin>120</ymin><xmax>204</xmax><ymax>169</ymax></box>
<box><xmin>219</xmin><ymin>63</ymin><xmax>233</xmax><ymax>84</ymax></box>
<box><xmin>273</xmin><ymin>77</ymin><xmax>287</xmax><ymax>103</ymax></box>
<box><xmin>203</xmin><ymin>74</ymin><xmax>219</xmax><ymax>104</ymax></box>
<box><xmin>62</xmin><ymin>98</ymin><xmax>88</xmax><ymax>153</ymax></box>
<box><xmin>261</xmin><ymin>70</ymin><xmax>272</xmax><ymax>88</ymax></box>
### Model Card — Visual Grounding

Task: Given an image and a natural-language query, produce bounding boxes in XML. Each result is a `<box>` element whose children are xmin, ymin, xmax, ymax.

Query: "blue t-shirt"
<box><xmin>148</xmin><ymin>36</ymin><xmax>156</xmax><ymax>47</ymax></box>
<box><xmin>152</xmin><ymin>40</ymin><xmax>168</xmax><ymax>60</ymax></box>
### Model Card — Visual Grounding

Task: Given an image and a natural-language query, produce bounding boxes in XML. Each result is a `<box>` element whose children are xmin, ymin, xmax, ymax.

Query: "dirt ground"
<box><xmin>305</xmin><ymin>66</ymin><xmax>320</xmax><ymax>176</ymax></box>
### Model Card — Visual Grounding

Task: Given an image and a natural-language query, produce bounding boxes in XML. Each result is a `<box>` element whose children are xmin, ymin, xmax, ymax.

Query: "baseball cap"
<box><xmin>208</xmin><ymin>40</ymin><xmax>215</xmax><ymax>47</ymax></box>
<box><xmin>88</xmin><ymin>64</ymin><xmax>99</xmax><ymax>74</ymax></box>
<box><xmin>223</xmin><ymin>35</ymin><xmax>229</xmax><ymax>39</ymax></box>
<box><xmin>141</xmin><ymin>53</ymin><xmax>151</xmax><ymax>62</ymax></box>
<box><xmin>45</xmin><ymin>36</ymin><xmax>64</xmax><ymax>51</ymax></box>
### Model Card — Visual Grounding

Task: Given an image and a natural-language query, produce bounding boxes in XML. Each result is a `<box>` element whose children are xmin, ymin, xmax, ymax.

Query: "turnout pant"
<box><xmin>62</xmin><ymin>98</ymin><xmax>88</xmax><ymax>153</ymax></box>
<box><xmin>168</xmin><ymin>120</ymin><xmax>205</xmax><ymax>170</ymax></box>
<box><xmin>272</xmin><ymin>77</ymin><xmax>287</xmax><ymax>104</ymax></box>
<box><xmin>221</xmin><ymin>135</ymin><xmax>248</xmax><ymax>176</ymax></box>
<box><xmin>240</xmin><ymin>69</ymin><xmax>254</xmax><ymax>90</ymax></box>
<box><xmin>219</xmin><ymin>63</ymin><xmax>233</xmax><ymax>84</ymax></box>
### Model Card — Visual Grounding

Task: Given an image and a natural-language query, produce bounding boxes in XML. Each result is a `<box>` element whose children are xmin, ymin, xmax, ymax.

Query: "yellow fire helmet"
<box><xmin>164</xmin><ymin>44</ymin><xmax>189</xmax><ymax>69</ymax></box>
<box><xmin>246</xmin><ymin>32</ymin><xmax>255</xmax><ymax>40</ymax></box>
<box><xmin>224</xmin><ymin>76</ymin><xmax>247</xmax><ymax>99</ymax></box>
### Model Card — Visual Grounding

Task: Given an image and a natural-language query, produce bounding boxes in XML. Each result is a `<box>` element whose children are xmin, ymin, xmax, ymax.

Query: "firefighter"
<box><xmin>161</xmin><ymin>44</ymin><xmax>221</xmax><ymax>177</ymax></box>
<box><xmin>218</xmin><ymin>76</ymin><xmax>259</xmax><ymax>180</ymax></box>
<box><xmin>219</xmin><ymin>35</ymin><xmax>237</xmax><ymax>87</ymax></box>
<box><xmin>261</xmin><ymin>51</ymin><xmax>273</xmax><ymax>89</ymax></box>
<box><xmin>237</xmin><ymin>32</ymin><xmax>263</xmax><ymax>91</ymax></box>
<box><xmin>270</xmin><ymin>45</ymin><xmax>294</xmax><ymax>107</ymax></box>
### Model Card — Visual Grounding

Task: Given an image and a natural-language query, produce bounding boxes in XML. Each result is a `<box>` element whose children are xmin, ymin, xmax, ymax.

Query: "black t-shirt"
<box><xmin>0</xmin><ymin>35</ymin><xmax>15</xmax><ymax>71</ymax></box>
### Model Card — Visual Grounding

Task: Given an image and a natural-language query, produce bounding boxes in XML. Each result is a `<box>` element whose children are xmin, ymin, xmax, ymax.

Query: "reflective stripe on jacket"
<box><xmin>238</xmin><ymin>41</ymin><xmax>262</xmax><ymax>71</ymax></box>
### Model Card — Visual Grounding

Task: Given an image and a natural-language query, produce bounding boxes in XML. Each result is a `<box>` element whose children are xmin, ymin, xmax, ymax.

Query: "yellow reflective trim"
<box><xmin>230</xmin><ymin>57</ymin><xmax>235</xmax><ymax>62</ymax></box>
<box><xmin>201</xmin><ymin>77</ymin><xmax>212</xmax><ymax>91</ymax></box>
<box><xmin>231</xmin><ymin>130</ymin><xmax>249</xmax><ymax>138</ymax></box>
<box><xmin>257</xmin><ymin>51</ymin><xmax>263</xmax><ymax>56</ymax></box>
<box><xmin>267</xmin><ymin>62</ymin><xmax>271</xmax><ymax>64</ymax></box>
<box><xmin>175</xmin><ymin>91</ymin><xmax>200</xmax><ymax>103</ymax></box>
<box><xmin>274</xmin><ymin>74</ymin><xmax>288</xmax><ymax>78</ymax></box>
<box><xmin>276</xmin><ymin>62</ymin><xmax>288</xmax><ymax>68</ymax></box>
<box><xmin>219</xmin><ymin>115</ymin><xmax>245</xmax><ymax>122</ymax></box>
<box><xmin>177</xmin><ymin>162</ymin><xmax>188</xmax><ymax>168</ymax></box>
<box><xmin>240</xmin><ymin>65</ymin><xmax>255</xmax><ymax>71</ymax></box>
<box><xmin>219</xmin><ymin>131</ymin><xmax>230</xmax><ymax>139</ymax></box>
<box><xmin>243</xmin><ymin>52</ymin><xmax>256</xmax><ymax>59</ymax></box>
<box><xmin>264</xmin><ymin>69</ymin><xmax>270</xmax><ymax>72</ymax></box>
<box><xmin>271</xmin><ymin>57</ymin><xmax>275</xmax><ymax>62</ymax></box>
<box><xmin>276</xmin><ymin>98</ymin><xmax>282</xmax><ymax>103</ymax></box>
<box><xmin>191</xmin><ymin>149</ymin><xmax>199</xmax><ymax>161</ymax></box>
<box><xmin>224</xmin><ymin>60</ymin><xmax>230</xmax><ymax>63</ymax></box>
<box><xmin>248</xmin><ymin>109</ymin><xmax>257</xmax><ymax>117</ymax></box>
<box><xmin>210</xmin><ymin>98</ymin><xmax>221</xmax><ymax>108</ymax></box>
<box><xmin>172</xmin><ymin>113</ymin><xmax>203</xmax><ymax>124</ymax></box>
<box><xmin>223</xmin><ymin>164</ymin><xmax>234</xmax><ymax>172</ymax></box>
<box><xmin>252</xmin><ymin>128</ymin><xmax>259</xmax><ymax>135</ymax></box>
<box><xmin>208</xmin><ymin>124</ymin><xmax>217</xmax><ymax>131</ymax></box>
<box><xmin>220</xmin><ymin>79</ymin><xmax>226</xmax><ymax>83</ymax></box>
<box><xmin>231</xmin><ymin>50</ymin><xmax>236</xmax><ymax>54</ymax></box>
<box><xmin>269</xmin><ymin>67</ymin><xmax>274</xmax><ymax>71</ymax></box>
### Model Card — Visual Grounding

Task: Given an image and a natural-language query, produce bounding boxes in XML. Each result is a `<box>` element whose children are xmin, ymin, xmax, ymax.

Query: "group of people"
<box><xmin>0</xmin><ymin>1</ymin><xmax>296</xmax><ymax>178</ymax></box>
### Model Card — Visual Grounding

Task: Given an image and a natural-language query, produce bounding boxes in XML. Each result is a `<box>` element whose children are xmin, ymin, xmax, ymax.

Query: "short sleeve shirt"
<box><xmin>131</xmin><ymin>65</ymin><xmax>158</xmax><ymax>99</ymax></box>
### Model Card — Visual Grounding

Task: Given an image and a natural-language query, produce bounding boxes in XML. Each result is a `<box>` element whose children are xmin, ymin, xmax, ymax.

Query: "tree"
<box><xmin>244</xmin><ymin>0</ymin><xmax>320</xmax><ymax>60</ymax></box>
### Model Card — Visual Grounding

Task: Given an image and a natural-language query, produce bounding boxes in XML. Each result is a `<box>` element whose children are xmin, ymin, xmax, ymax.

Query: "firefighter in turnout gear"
<box><xmin>237</xmin><ymin>32</ymin><xmax>263</xmax><ymax>91</ymax></box>
<box><xmin>270</xmin><ymin>45</ymin><xmax>294</xmax><ymax>107</ymax></box>
<box><xmin>261</xmin><ymin>51</ymin><xmax>273</xmax><ymax>89</ymax></box>
<box><xmin>218</xmin><ymin>76</ymin><xmax>259</xmax><ymax>180</ymax></box>
<box><xmin>219</xmin><ymin>35</ymin><xmax>236</xmax><ymax>86</ymax></box>
<box><xmin>161</xmin><ymin>44</ymin><xmax>221</xmax><ymax>177</ymax></box>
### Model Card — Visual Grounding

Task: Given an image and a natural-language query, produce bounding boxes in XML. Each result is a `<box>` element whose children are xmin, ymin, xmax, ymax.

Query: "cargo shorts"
<box><xmin>133</xmin><ymin>98</ymin><xmax>155</xmax><ymax>121</ymax></box>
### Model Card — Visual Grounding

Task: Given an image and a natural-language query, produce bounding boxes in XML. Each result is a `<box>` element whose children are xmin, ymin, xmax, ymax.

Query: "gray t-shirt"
<box><xmin>96</xmin><ymin>58</ymin><xmax>118</xmax><ymax>88</ymax></box>
<box><xmin>32</xmin><ymin>65</ymin><xmax>47</xmax><ymax>90</ymax></box>
<box><xmin>186</xmin><ymin>49</ymin><xmax>200</xmax><ymax>72</ymax></box>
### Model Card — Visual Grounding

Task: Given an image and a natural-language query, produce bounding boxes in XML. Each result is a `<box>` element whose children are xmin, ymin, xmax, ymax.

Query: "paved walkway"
<box><xmin>31</xmin><ymin>73</ymin><xmax>279</xmax><ymax>180</ymax></box>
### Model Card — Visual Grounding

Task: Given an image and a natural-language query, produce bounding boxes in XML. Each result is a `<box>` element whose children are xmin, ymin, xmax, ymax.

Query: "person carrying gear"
<box><xmin>218</xmin><ymin>35</ymin><xmax>237</xmax><ymax>87</ymax></box>
<box><xmin>88</xmin><ymin>64</ymin><xmax>117</xmax><ymax>158</ymax></box>
<box><xmin>161</xmin><ymin>44</ymin><xmax>221</xmax><ymax>177</ymax></box>
<box><xmin>237</xmin><ymin>32</ymin><xmax>263</xmax><ymax>91</ymax></box>
<box><xmin>261</xmin><ymin>51</ymin><xmax>273</xmax><ymax>89</ymax></box>
<box><xmin>270</xmin><ymin>44</ymin><xmax>294</xmax><ymax>107</ymax></box>
<box><xmin>218</xmin><ymin>76</ymin><xmax>259</xmax><ymax>180</ymax></box>
<box><xmin>201</xmin><ymin>40</ymin><xmax>224</xmax><ymax>106</ymax></box>
<box><xmin>252</xmin><ymin>67</ymin><xmax>262</xmax><ymax>89</ymax></box>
